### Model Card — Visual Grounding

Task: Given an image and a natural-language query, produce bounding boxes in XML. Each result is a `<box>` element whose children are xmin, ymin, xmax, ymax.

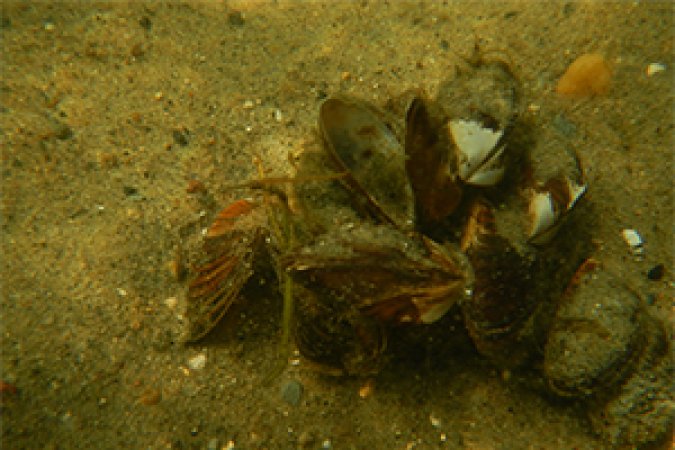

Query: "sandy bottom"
<box><xmin>1</xmin><ymin>2</ymin><xmax>672</xmax><ymax>449</ymax></box>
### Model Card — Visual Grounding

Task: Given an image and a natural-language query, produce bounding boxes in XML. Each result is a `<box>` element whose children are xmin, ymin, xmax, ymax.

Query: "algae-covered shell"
<box><xmin>543</xmin><ymin>268</ymin><xmax>647</xmax><ymax>397</ymax></box>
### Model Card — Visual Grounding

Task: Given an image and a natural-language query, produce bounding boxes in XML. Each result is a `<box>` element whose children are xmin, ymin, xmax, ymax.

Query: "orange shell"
<box><xmin>556</xmin><ymin>53</ymin><xmax>612</xmax><ymax>97</ymax></box>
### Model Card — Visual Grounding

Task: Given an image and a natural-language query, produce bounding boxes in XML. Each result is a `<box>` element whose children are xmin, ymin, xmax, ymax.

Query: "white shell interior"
<box><xmin>449</xmin><ymin>119</ymin><xmax>505</xmax><ymax>186</ymax></box>
<box><xmin>528</xmin><ymin>191</ymin><xmax>557</xmax><ymax>240</ymax></box>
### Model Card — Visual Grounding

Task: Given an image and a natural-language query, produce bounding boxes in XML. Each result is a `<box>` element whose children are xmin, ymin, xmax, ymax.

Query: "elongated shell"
<box><xmin>436</xmin><ymin>54</ymin><xmax>520</xmax><ymax>186</ymax></box>
<box><xmin>319</xmin><ymin>96</ymin><xmax>415</xmax><ymax>229</ymax></box>
<box><xmin>459</xmin><ymin>198</ymin><xmax>540</xmax><ymax>366</ymax></box>
<box><xmin>404</xmin><ymin>96</ymin><xmax>464</xmax><ymax>225</ymax></box>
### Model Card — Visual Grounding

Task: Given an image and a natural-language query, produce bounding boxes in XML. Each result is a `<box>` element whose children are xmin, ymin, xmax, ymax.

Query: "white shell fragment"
<box><xmin>188</xmin><ymin>353</ymin><xmax>207</xmax><ymax>370</ymax></box>
<box><xmin>528</xmin><ymin>178</ymin><xmax>587</xmax><ymax>244</ymax></box>
<box><xmin>449</xmin><ymin>119</ymin><xmax>506</xmax><ymax>186</ymax></box>
<box><xmin>621</xmin><ymin>229</ymin><xmax>644</xmax><ymax>255</ymax></box>
<box><xmin>646</xmin><ymin>63</ymin><xmax>666</xmax><ymax>77</ymax></box>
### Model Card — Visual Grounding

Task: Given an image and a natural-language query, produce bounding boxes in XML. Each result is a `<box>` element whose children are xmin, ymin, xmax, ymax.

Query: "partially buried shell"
<box><xmin>544</xmin><ymin>266</ymin><xmax>650</xmax><ymax>397</ymax></box>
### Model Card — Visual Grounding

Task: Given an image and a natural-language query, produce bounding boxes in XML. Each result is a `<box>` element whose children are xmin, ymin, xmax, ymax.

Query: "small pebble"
<box><xmin>647</xmin><ymin>264</ymin><xmax>664</xmax><ymax>281</ymax></box>
<box><xmin>138</xmin><ymin>388</ymin><xmax>161</xmax><ymax>406</ymax></box>
<box><xmin>321</xmin><ymin>439</ymin><xmax>332</xmax><ymax>449</ymax></box>
<box><xmin>164</xmin><ymin>297</ymin><xmax>178</xmax><ymax>309</ymax></box>
<box><xmin>358</xmin><ymin>379</ymin><xmax>374</xmax><ymax>398</ymax></box>
<box><xmin>207</xmin><ymin>437</ymin><xmax>218</xmax><ymax>450</ymax></box>
<box><xmin>186</xmin><ymin>179</ymin><xmax>206</xmax><ymax>193</ymax></box>
<box><xmin>54</xmin><ymin>123</ymin><xmax>73</xmax><ymax>140</ymax></box>
<box><xmin>188</xmin><ymin>353</ymin><xmax>207</xmax><ymax>370</ymax></box>
<box><xmin>243</xmin><ymin>99</ymin><xmax>254</xmax><ymax>109</ymax></box>
<box><xmin>172</xmin><ymin>128</ymin><xmax>190</xmax><ymax>147</ymax></box>
<box><xmin>123</xmin><ymin>185</ymin><xmax>139</xmax><ymax>197</ymax></box>
<box><xmin>621</xmin><ymin>229</ymin><xmax>644</xmax><ymax>255</ymax></box>
<box><xmin>281</xmin><ymin>380</ymin><xmax>303</xmax><ymax>406</ymax></box>
<box><xmin>228</xmin><ymin>11</ymin><xmax>245</xmax><ymax>26</ymax></box>
<box><xmin>297</xmin><ymin>431</ymin><xmax>314</xmax><ymax>448</ymax></box>
<box><xmin>646</xmin><ymin>63</ymin><xmax>666</xmax><ymax>77</ymax></box>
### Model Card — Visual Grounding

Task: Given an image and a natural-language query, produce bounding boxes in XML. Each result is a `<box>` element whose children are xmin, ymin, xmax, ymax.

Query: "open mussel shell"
<box><xmin>185</xmin><ymin>200</ymin><xmax>268</xmax><ymax>341</ymax></box>
<box><xmin>543</xmin><ymin>269</ymin><xmax>649</xmax><ymax>397</ymax></box>
<box><xmin>526</xmin><ymin>126</ymin><xmax>587</xmax><ymax>245</ymax></box>
<box><xmin>436</xmin><ymin>53</ymin><xmax>520</xmax><ymax>187</ymax></box>
<box><xmin>459</xmin><ymin>199</ymin><xmax>541</xmax><ymax>366</ymax></box>
<box><xmin>284</xmin><ymin>221</ymin><xmax>473</xmax><ymax>374</ymax></box>
<box><xmin>319</xmin><ymin>96</ymin><xmax>414</xmax><ymax>229</ymax></box>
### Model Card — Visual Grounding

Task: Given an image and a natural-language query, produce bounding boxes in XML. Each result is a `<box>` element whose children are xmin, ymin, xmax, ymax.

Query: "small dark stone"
<box><xmin>139</xmin><ymin>16</ymin><xmax>152</xmax><ymax>31</ymax></box>
<box><xmin>439</xmin><ymin>39</ymin><xmax>449</xmax><ymax>51</ymax></box>
<box><xmin>646</xmin><ymin>294</ymin><xmax>656</xmax><ymax>305</ymax></box>
<box><xmin>123</xmin><ymin>186</ymin><xmax>138</xmax><ymax>196</ymax></box>
<box><xmin>562</xmin><ymin>2</ymin><xmax>576</xmax><ymax>17</ymax></box>
<box><xmin>281</xmin><ymin>380</ymin><xmax>303</xmax><ymax>406</ymax></box>
<box><xmin>55</xmin><ymin>123</ymin><xmax>73</xmax><ymax>140</ymax></box>
<box><xmin>647</xmin><ymin>264</ymin><xmax>664</xmax><ymax>281</ymax></box>
<box><xmin>552</xmin><ymin>114</ymin><xmax>577</xmax><ymax>138</ymax></box>
<box><xmin>228</xmin><ymin>11</ymin><xmax>245</xmax><ymax>27</ymax></box>
<box><xmin>172</xmin><ymin>128</ymin><xmax>190</xmax><ymax>147</ymax></box>
<box><xmin>504</xmin><ymin>11</ymin><xmax>518</xmax><ymax>19</ymax></box>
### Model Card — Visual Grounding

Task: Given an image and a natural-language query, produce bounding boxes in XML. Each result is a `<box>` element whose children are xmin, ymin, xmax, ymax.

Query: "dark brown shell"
<box><xmin>459</xmin><ymin>199</ymin><xmax>540</xmax><ymax>366</ymax></box>
<box><xmin>404</xmin><ymin>96</ymin><xmax>464</xmax><ymax>225</ymax></box>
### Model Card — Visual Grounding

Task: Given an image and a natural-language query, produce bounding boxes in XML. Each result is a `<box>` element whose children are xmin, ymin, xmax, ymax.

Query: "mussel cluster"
<box><xmin>185</xmin><ymin>52</ymin><xmax>672</xmax><ymax>447</ymax></box>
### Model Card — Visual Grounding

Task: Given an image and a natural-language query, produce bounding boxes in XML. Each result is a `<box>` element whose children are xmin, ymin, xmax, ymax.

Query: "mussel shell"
<box><xmin>436</xmin><ymin>55</ymin><xmax>520</xmax><ymax>186</ymax></box>
<box><xmin>319</xmin><ymin>96</ymin><xmax>414</xmax><ymax>229</ymax></box>
<box><xmin>185</xmin><ymin>202</ymin><xmax>267</xmax><ymax>341</ymax></box>
<box><xmin>587</xmin><ymin>317</ymin><xmax>671</xmax><ymax>448</ymax></box>
<box><xmin>525</xmin><ymin>126</ymin><xmax>587</xmax><ymax>245</ymax></box>
<box><xmin>459</xmin><ymin>199</ymin><xmax>541</xmax><ymax>366</ymax></box>
<box><xmin>404</xmin><ymin>96</ymin><xmax>464</xmax><ymax>225</ymax></box>
<box><xmin>284</xmin><ymin>222</ymin><xmax>473</xmax><ymax>326</ymax></box>
<box><xmin>293</xmin><ymin>281</ymin><xmax>387</xmax><ymax>376</ymax></box>
<box><xmin>543</xmin><ymin>270</ymin><xmax>649</xmax><ymax>397</ymax></box>
<box><xmin>284</xmin><ymin>221</ymin><xmax>473</xmax><ymax>374</ymax></box>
